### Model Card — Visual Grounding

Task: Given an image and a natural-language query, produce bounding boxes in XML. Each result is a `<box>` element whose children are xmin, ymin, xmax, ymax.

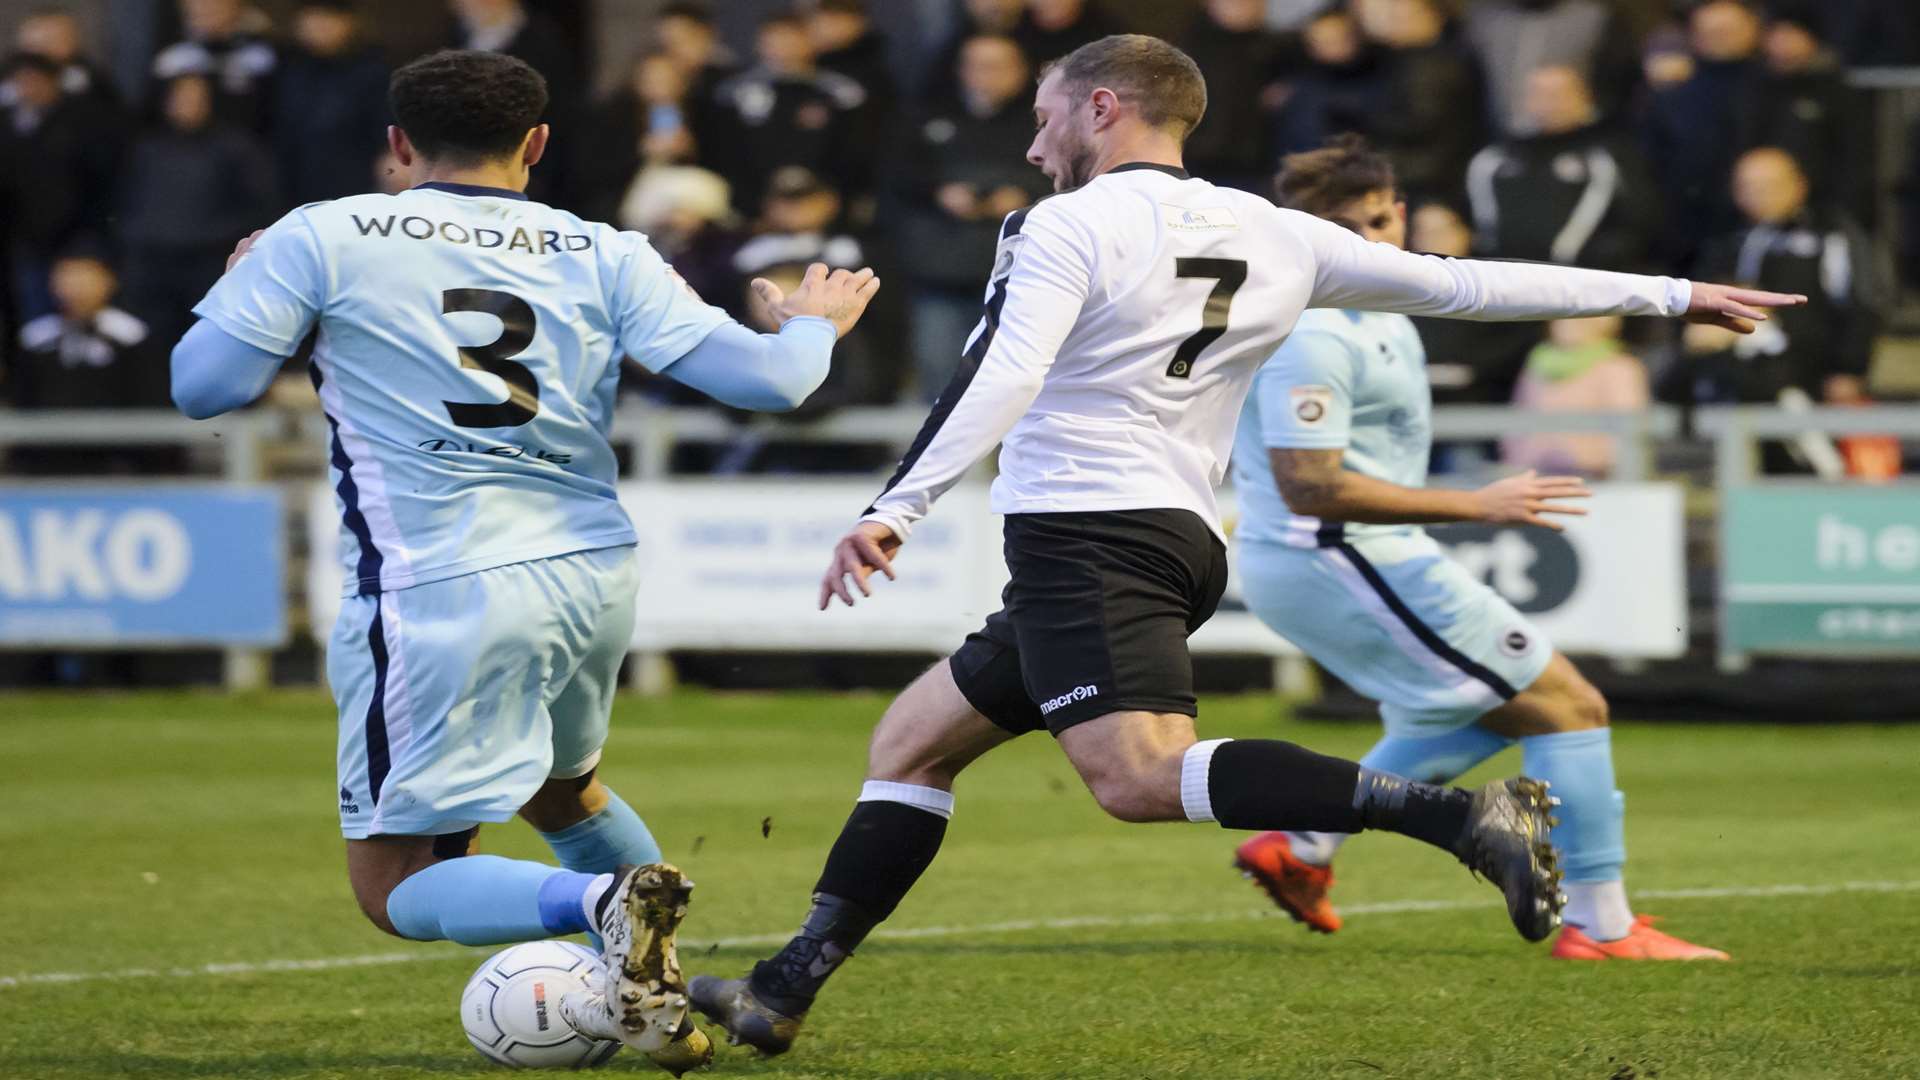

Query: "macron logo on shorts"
<box><xmin>1039</xmin><ymin>684</ymin><xmax>1100</xmax><ymax>715</ymax></box>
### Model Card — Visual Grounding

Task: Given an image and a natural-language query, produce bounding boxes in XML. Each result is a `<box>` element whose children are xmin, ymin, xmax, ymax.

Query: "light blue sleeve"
<box><xmin>191</xmin><ymin>210</ymin><xmax>327</xmax><ymax>355</ymax></box>
<box><xmin>661</xmin><ymin>318</ymin><xmax>836</xmax><ymax>412</ymax></box>
<box><xmin>170</xmin><ymin>319</ymin><xmax>287</xmax><ymax>419</ymax></box>
<box><xmin>607</xmin><ymin>232</ymin><xmax>733</xmax><ymax>373</ymax></box>
<box><xmin>1254</xmin><ymin>329</ymin><xmax>1359</xmax><ymax>451</ymax></box>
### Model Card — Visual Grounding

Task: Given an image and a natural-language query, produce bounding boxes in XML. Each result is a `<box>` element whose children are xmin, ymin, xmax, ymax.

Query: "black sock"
<box><xmin>750</xmin><ymin>800</ymin><xmax>948</xmax><ymax>1012</ymax></box>
<box><xmin>1351</xmin><ymin>766</ymin><xmax>1472</xmax><ymax>854</ymax></box>
<box><xmin>1206</xmin><ymin>739</ymin><xmax>1471</xmax><ymax>853</ymax></box>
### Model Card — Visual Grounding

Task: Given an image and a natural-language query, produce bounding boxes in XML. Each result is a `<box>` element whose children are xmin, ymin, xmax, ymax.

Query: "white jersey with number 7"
<box><xmin>859</xmin><ymin>162</ymin><xmax>1691</xmax><ymax>543</ymax></box>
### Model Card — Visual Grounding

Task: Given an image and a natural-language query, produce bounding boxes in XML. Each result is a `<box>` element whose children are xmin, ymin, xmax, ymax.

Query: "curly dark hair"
<box><xmin>1275</xmin><ymin>134</ymin><xmax>1398</xmax><ymax>217</ymax></box>
<box><xmin>388</xmin><ymin>49</ymin><xmax>548</xmax><ymax>164</ymax></box>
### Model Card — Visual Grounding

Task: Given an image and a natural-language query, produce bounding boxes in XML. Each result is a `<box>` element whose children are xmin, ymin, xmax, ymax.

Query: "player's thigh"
<box><xmin>1478</xmin><ymin>651</ymin><xmax>1608</xmax><ymax>738</ymax></box>
<box><xmin>545</xmin><ymin>546</ymin><xmax>642</xmax><ymax>782</ymax></box>
<box><xmin>1055</xmin><ymin>709</ymin><xmax>1197</xmax><ymax>822</ymax></box>
<box><xmin>1242</xmin><ymin>535</ymin><xmax>1552</xmax><ymax>737</ymax></box>
<box><xmin>1000</xmin><ymin>510</ymin><xmax>1223</xmax><ymax>736</ymax></box>
<box><xmin>867</xmin><ymin>659</ymin><xmax>1021</xmax><ymax>787</ymax></box>
<box><xmin>329</xmin><ymin>564</ymin><xmax>575</xmax><ymax>840</ymax></box>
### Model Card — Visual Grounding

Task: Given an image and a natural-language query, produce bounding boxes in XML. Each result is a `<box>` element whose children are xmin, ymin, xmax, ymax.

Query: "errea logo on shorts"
<box><xmin>1039</xmin><ymin>684</ymin><xmax>1100</xmax><ymax>715</ymax></box>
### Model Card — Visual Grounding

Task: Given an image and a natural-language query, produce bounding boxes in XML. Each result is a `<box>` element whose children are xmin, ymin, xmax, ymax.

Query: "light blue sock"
<box><xmin>1289</xmin><ymin>726</ymin><xmax>1514</xmax><ymax>863</ymax></box>
<box><xmin>537</xmin><ymin>788</ymin><xmax>663</xmax><ymax>874</ymax></box>
<box><xmin>1519</xmin><ymin>728</ymin><xmax>1626</xmax><ymax>884</ymax></box>
<box><xmin>385</xmin><ymin>855</ymin><xmax>608</xmax><ymax>945</ymax></box>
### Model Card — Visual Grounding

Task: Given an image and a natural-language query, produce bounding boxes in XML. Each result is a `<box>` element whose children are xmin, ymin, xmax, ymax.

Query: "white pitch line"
<box><xmin>4</xmin><ymin>878</ymin><xmax>1914</xmax><ymax>991</ymax></box>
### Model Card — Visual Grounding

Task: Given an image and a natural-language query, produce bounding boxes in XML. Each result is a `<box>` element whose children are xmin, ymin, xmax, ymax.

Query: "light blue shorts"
<box><xmin>1237</xmin><ymin>532</ymin><xmax>1553</xmax><ymax>735</ymax></box>
<box><xmin>329</xmin><ymin>545</ymin><xmax>639</xmax><ymax>839</ymax></box>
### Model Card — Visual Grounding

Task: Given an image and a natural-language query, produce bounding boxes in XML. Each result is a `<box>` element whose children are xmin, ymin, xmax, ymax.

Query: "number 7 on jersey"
<box><xmin>1166</xmin><ymin>257</ymin><xmax>1248</xmax><ymax>379</ymax></box>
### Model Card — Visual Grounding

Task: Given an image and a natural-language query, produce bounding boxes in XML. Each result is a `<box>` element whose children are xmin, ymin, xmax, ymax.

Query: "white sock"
<box><xmin>1563</xmin><ymin>879</ymin><xmax>1633</xmax><ymax>941</ymax></box>
<box><xmin>858</xmin><ymin>780</ymin><xmax>955</xmax><ymax>819</ymax></box>
<box><xmin>581</xmin><ymin>872</ymin><xmax>617</xmax><ymax>934</ymax></box>
<box><xmin>1180</xmin><ymin>739</ymin><xmax>1232</xmax><ymax>823</ymax></box>
<box><xmin>1284</xmin><ymin>830</ymin><xmax>1348</xmax><ymax>867</ymax></box>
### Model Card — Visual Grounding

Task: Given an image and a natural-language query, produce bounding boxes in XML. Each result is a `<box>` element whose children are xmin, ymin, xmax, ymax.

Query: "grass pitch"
<box><xmin>2</xmin><ymin>690</ymin><xmax>1917</xmax><ymax>1080</ymax></box>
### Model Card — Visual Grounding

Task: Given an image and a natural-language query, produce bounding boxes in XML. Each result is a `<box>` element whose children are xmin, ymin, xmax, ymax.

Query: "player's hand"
<box><xmin>819</xmin><ymin>520</ymin><xmax>902</xmax><ymax>610</ymax></box>
<box><xmin>226</xmin><ymin>229</ymin><xmax>265</xmax><ymax>272</ymax></box>
<box><xmin>750</xmin><ymin>262</ymin><xmax>881</xmax><ymax>339</ymax></box>
<box><xmin>1684</xmin><ymin>282</ymin><xmax>1806</xmax><ymax>334</ymax></box>
<box><xmin>1472</xmin><ymin>470</ymin><xmax>1590</xmax><ymax>531</ymax></box>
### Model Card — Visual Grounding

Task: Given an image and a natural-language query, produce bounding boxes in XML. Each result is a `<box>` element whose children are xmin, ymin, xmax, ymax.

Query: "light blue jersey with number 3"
<box><xmin>194</xmin><ymin>182</ymin><xmax>730</xmax><ymax>596</ymax></box>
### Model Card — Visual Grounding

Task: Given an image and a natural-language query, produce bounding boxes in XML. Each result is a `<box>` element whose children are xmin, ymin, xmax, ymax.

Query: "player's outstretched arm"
<box><xmin>751</xmin><ymin>262</ymin><xmax>880</xmax><ymax>338</ymax></box>
<box><xmin>1294</xmin><ymin>208</ymin><xmax>1806</xmax><ymax>328</ymax></box>
<box><xmin>1682</xmin><ymin>282</ymin><xmax>1808</xmax><ymax>334</ymax></box>
<box><xmin>656</xmin><ymin>263</ymin><xmax>879</xmax><ymax>412</ymax></box>
<box><xmin>1274</xmin><ymin>449</ymin><xmax>1590</xmax><ymax>531</ymax></box>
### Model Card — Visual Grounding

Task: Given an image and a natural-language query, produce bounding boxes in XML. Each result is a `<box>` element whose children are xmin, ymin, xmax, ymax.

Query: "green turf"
<box><xmin>2</xmin><ymin>690</ymin><xmax>1916</xmax><ymax>1080</ymax></box>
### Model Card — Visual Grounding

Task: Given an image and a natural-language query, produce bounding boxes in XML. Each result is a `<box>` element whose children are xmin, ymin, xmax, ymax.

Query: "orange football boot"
<box><xmin>1233</xmin><ymin>832</ymin><xmax>1342</xmax><ymax>933</ymax></box>
<box><xmin>1551</xmin><ymin>914</ymin><xmax>1729</xmax><ymax>961</ymax></box>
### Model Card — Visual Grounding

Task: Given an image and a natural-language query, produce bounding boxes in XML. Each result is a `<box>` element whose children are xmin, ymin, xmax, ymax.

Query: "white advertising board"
<box><xmin>307</xmin><ymin>481</ymin><xmax>1685</xmax><ymax>660</ymax></box>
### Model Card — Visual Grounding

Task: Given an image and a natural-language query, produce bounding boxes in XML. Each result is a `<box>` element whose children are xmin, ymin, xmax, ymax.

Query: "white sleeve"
<box><xmin>1289</xmin><ymin>207</ymin><xmax>1693</xmax><ymax>321</ymax></box>
<box><xmin>861</xmin><ymin>204</ymin><xmax>1092</xmax><ymax>539</ymax></box>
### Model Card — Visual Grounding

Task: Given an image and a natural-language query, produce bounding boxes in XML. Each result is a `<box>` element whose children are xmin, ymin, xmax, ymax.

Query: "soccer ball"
<box><xmin>461</xmin><ymin>940</ymin><xmax>622</xmax><ymax>1069</ymax></box>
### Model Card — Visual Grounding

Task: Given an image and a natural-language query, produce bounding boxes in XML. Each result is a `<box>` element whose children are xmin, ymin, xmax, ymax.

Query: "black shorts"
<box><xmin>949</xmin><ymin>508</ymin><xmax>1229</xmax><ymax>736</ymax></box>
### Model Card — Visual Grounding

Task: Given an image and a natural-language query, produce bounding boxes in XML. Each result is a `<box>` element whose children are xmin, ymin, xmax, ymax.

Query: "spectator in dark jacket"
<box><xmin>734</xmin><ymin>166</ymin><xmax>899</xmax><ymax>412</ymax></box>
<box><xmin>923</xmin><ymin>0</ymin><xmax>1026</xmax><ymax>104</ymax></box>
<box><xmin>1745</xmin><ymin>6</ymin><xmax>1871</xmax><ymax>221</ymax></box>
<box><xmin>1015</xmin><ymin>0</ymin><xmax>1121</xmax><ymax>65</ymax></box>
<box><xmin>807</xmin><ymin>0</ymin><xmax>895</xmax><ymax>106</ymax></box>
<box><xmin>709</xmin><ymin>14</ymin><xmax>870</xmax><ymax>216</ymax></box>
<box><xmin>4</xmin><ymin>250</ymin><xmax>179</xmax><ymax>475</ymax></box>
<box><xmin>1462</xmin><ymin>0</ymin><xmax>1641</xmax><ymax>137</ymax></box>
<box><xmin>1642</xmin><ymin>0</ymin><xmax>1765</xmax><ymax>269</ymax></box>
<box><xmin>1179</xmin><ymin>0</ymin><xmax>1290</xmax><ymax>192</ymax></box>
<box><xmin>1353</xmin><ymin>0</ymin><xmax>1482</xmax><ymax>204</ymax></box>
<box><xmin>1465</xmin><ymin>66</ymin><xmax>1661</xmax><ymax>271</ymax></box>
<box><xmin>1</xmin><ymin>52</ymin><xmax>119</xmax><ymax>323</ymax></box>
<box><xmin>1690</xmin><ymin>147</ymin><xmax>1877</xmax><ymax>406</ymax></box>
<box><xmin>274</xmin><ymin>1</ymin><xmax>388</xmax><ymax>205</ymax></box>
<box><xmin>896</xmin><ymin>34</ymin><xmax>1048</xmax><ymax>397</ymax></box>
<box><xmin>152</xmin><ymin>0</ymin><xmax>277</xmax><ymax>133</ymax></box>
<box><xmin>577</xmin><ymin>51</ymin><xmax>702</xmax><ymax>225</ymax></box>
<box><xmin>118</xmin><ymin>74</ymin><xmax>278</xmax><ymax>353</ymax></box>
<box><xmin>6</xmin><ymin>8</ymin><xmax>123</xmax><ymax>130</ymax></box>
<box><xmin>1272</xmin><ymin>7</ymin><xmax>1383</xmax><ymax>158</ymax></box>
<box><xmin>654</xmin><ymin>1</ymin><xmax>738</xmax><ymax>142</ymax></box>
<box><xmin>449</xmin><ymin>0</ymin><xmax>581</xmax><ymax>207</ymax></box>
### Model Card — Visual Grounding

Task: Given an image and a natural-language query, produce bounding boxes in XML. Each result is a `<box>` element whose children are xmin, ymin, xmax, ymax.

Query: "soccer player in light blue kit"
<box><xmin>1229</xmin><ymin>137</ymin><xmax>1727</xmax><ymax>961</ymax></box>
<box><xmin>169</xmin><ymin>50</ymin><xmax>883</xmax><ymax>1065</ymax></box>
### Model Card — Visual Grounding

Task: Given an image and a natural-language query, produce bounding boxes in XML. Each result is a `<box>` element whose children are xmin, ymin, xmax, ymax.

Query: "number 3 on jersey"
<box><xmin>1166</xmin><ymin>258</ymin><xmax>1247</xmax><ymax>379</ymax></box>
<box><xmin>442</xmin><ymin>288</ymin><xmax>541</xmax><ymax>427</ymax></box>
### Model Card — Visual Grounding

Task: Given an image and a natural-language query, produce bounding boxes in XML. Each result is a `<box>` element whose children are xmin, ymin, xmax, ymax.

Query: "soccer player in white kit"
<box><xmin>692</xmin><ymin>36</ymin><xmax>1793</xmax><ymax>1056</ymax></box>
<box><xmin>168</xmin><ymin>50</ymin><xmax>881</xmax><ymax>1067</ymax></box>
<box><xmin>1226</xmin><ymin>137</ymin><xmax>1726</xmax><ymax>961</ymax></box>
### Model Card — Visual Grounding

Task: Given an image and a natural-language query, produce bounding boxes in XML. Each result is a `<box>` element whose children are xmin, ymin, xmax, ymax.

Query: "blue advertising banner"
<box><xmin>0</xmin><ymin>486</ymin><xmax>284</xmax><ymax>646</ymax></box>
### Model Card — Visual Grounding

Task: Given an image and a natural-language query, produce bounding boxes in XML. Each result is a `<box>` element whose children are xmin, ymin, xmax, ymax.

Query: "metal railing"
<box><xmin>3</xmin><ymin>402</ymin><xmax>1914</xmax><ymax>688</ymax></box>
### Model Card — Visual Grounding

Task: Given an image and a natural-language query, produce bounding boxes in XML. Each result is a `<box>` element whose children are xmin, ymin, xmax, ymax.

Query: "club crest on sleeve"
<box><xmin>990</xmin><ymin>234</ymin><xmax>1028</xmax><ymax>282</ymax></box>
<box><xmin>1290</xmin><ymin>385</ymin><xmax>1333</xmax><ymax>426</ymax></box>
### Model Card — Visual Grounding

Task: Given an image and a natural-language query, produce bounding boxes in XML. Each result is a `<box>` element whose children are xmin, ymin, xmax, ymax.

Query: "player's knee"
<box><xmin>518</xmin><ymin>773</ymin><xmax>603</xmax><ymax>833</ymax></box>
<box><xmin>350</xmin><ymin>876</ymin><xmax>405</xmax><ymax>937</ymax></box>
<box><xmin>1542</xmin><ymin>679</ymin><xmax>1608</xmax><ymax>732</ymax></box>
<box><xmin>867</xmin><ymin>727</ymin><xmax>965</xmax><ymax>788</ymax></box>
<box><xmin>1077</xmin><ymin>758</ymin><xmax>1181</xmax><ymax>823</ymax></box>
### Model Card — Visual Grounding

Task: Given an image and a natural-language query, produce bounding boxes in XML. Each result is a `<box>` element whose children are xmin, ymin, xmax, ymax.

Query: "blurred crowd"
<box><xmin>2</xmin><ymin>0</ymin><xmax>1918</xmax><ymax>479</ymax></box>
